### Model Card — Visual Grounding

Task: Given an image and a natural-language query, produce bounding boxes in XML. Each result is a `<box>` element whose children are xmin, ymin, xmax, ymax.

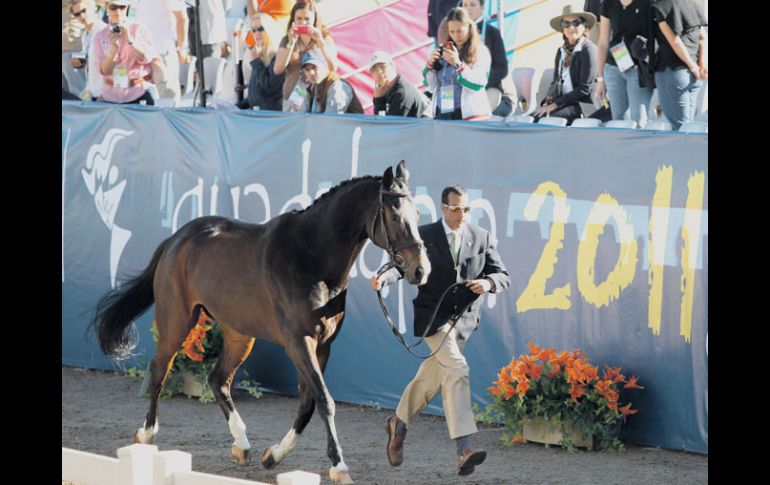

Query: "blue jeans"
<box><xmin>655</xmin><ymin>67</ymin><xmax>704</xmax><ymax>130</ymax></box>
<box><xmin>604</xmin><ymin>64</ymin><xmax>653</xmax><ymax>124</ymax></box>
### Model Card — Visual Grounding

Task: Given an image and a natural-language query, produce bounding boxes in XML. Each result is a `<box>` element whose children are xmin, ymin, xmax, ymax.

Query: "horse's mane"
<box><xmin>296</xmin><ymin>175</ymin><xmax>382</xmax><ymax>214</ymax></box>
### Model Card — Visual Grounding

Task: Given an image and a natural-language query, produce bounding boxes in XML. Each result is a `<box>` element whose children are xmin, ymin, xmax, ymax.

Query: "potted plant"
<box><xmin>150</xmin><ymin>312</ymin><xmax>262</xmax><ymax>403</ymax></box>
<box><xmin>480</xmin><ymin>342</ymin><xmax>643</xmax><ymax>452</ymax></box>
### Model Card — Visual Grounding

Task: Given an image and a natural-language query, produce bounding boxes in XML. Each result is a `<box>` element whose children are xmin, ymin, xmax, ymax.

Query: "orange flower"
<box><xmin>570</xmin><ymin>383</ymin><xmax>586</xmax><ymax>402</ymax></box>
<box><xmin>548</xmin><ymin>351</ymin><xmax>570</xmax><ymax>368</ymax></box>
<box><xmin>516</xmin><ymin>379</ymin><xmax>530</xmax><ymax>397</ymax></box>
<box><xmin>624</xmin><ymin>375</ymin><xmax>644</xmax><ymax>389</ymax></box>
<box><xmin>620</xmin><ymin>403</ymin><xmax>638</xmax><ymax>416</ymax></box>
<box><xmin>528</xmin><ymin>341</ymin><xmax>542</xmax><ymax>356</ymax></box>
<box><xmin>603</xmin><ymin>365</ymin><xmax>626</xmax><ymax>383</ymax></box>
<box><xmin>546</xmin><ymin>363</ymin><xmax>561</xmax><ymax>378</ymax></box>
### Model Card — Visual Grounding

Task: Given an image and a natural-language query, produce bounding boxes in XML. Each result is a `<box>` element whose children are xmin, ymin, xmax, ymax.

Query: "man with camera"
<box><xmin>92</xmin><ymin>0</ymin><xmax>158</xmax><ymax>104</ymax></box>
<box><xmin>371</xmin><ymin>185</ymin><xmax>510</xmax><ymax>476</ymax></box>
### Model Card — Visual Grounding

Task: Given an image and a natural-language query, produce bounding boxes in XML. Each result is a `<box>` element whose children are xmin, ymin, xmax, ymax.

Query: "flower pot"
<box><xmin>182</xmin><ymin>371</ymin><xmax>208</xmax><ymax>398</ymax></box>
<box><xmin>522</xmin><ymin>417</ymin><xmax>593</xmax><ymax>450</ymax></box>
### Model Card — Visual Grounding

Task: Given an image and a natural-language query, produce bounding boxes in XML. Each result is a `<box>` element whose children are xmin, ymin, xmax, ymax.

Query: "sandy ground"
<box><xmin>62</xmin><ymin>366</ymin><xmax>707</xmax><ymax>484</ymax></box>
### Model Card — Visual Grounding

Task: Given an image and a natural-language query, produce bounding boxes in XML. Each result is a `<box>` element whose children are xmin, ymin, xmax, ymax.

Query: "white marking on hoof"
<box><xmin>272</xmin><ymin>429</ymin><xmax>299</xmax><ymax>464</ymax></box>
<box><xmin>135</xmin><ymin>420</ymin><xmax>158</xmax><ymax>444</ymax></box>
<box><xmin>330</xmin><ymin>461</ymin><xmax>353</xmax><ymax>484</ymax></box>
<box><xmin>228</xmin><ymin>412</ymin><xmax>250</xmax><ymax>450</ymax></box>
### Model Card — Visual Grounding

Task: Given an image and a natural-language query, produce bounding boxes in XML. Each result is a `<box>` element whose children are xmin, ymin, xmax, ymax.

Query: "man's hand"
<box><xmin>466</xmin><ymin>279</ymin><xmax>491</xmax><ymax>295</ymax></box>
<box><xmin>370</xmin><ymin>275</ymin><xmax>383</xmax><ymax>291</ymax></box>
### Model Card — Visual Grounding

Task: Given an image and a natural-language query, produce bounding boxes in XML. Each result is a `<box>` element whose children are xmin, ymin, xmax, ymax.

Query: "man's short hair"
<box><xmin>441</xmin><ymin>185</ymin><xmax>468</xmax><ymax>205</ymax></box>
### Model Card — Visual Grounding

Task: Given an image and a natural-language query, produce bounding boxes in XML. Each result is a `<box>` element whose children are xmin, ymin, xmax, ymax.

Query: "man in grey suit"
<box><xmin>371</xmin><ymin>184</ymin><xmax>510</xmax><ymax>476</ymax></box>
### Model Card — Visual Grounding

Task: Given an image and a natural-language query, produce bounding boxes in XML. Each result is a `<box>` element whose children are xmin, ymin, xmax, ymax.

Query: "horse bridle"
<box><xmin>370</xmin><ymin>188</ymin><xmax>425</xmax><ymax>274</ymax></box>
<box><xmin>371</xmin><ymin>188</ymin><xmax>472</xmax><ymax>359</ymax></box>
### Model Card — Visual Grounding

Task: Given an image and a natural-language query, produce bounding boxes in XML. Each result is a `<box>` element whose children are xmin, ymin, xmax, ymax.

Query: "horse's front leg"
<box><xmin>289</xmin><ymin>336</ymin><xmax>353</xmax><ymax>484</ymax></box>
<box><xmin>261</xmin><ymin>343</ymin><xmax>330</xmax><ymax>469</ymax></box>
<box><xmin>208</xmin><ymin>326</ymin><xmax>256</xmax><ymax>466</ymax></box>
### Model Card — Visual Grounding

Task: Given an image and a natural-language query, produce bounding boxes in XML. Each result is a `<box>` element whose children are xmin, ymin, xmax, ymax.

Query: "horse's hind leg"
<box><xmin>208</xmin><ymin>325</ymin><xmax>256</xmax><ymax>466</ymax></box>
<box><xmin>134</xmin><ymin>303</ymin><xmax>197</xmax><ymax>444</ymax></box>
<box><xmin>261</xmin><ymin>343</ymin><xmax>330</xmax><ymax>469</ymax></box>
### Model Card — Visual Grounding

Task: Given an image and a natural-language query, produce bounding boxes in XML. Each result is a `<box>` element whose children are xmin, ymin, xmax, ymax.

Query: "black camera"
<box><xmin>112</xmin><ymin>24</ymin><xmax>121</xmax><ymax>33</ymax></box>
<box><xmin>433</xmin><ymin>40</ymin><xmax>455</xmax><ymax>71</ymax></box>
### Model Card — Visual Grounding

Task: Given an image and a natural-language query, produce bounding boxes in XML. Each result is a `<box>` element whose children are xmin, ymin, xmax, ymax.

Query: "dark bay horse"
<box><xmin>91</xmin><ymin>161</ymin><xmax>430</xmax><ymax>484</ymax></box>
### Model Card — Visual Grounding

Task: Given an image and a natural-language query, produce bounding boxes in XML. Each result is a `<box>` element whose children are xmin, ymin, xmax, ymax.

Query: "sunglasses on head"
<box><xmin>443</xmin><ymin>203</ymin><xmax>471</xmax><ymax>214</ymax></box>
<box><xmin>72</xmin><ymin>8</ymin><xmax>87</xmax><ymax>17</ymax></box>
<box><xmin>561</xmin><ymin>18</ymin><xmax>585</xmax><ymax>28</ymax></box>
<box><xmin>251</xmin><ymin>26</ymin><xmax>265</xmax><ymax>32</ymax></box>
<box><xmin>109</xmin><ymin>4</ymin><xmax>128</xmax><ymax>11</ymax></box>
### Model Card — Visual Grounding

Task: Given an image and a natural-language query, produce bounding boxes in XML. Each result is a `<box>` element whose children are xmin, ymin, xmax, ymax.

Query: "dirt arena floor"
<box><xmin>62</xmin><ymin>366</ymin><xmax>707</xmax><ymax>484</ymax></box>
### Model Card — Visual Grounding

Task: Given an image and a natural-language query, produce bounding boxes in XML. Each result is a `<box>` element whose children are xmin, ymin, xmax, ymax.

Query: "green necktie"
<box><xmin>450</xmin><ymin>232</ymin><xmax>459</xmax><ymax>265</ymax></box>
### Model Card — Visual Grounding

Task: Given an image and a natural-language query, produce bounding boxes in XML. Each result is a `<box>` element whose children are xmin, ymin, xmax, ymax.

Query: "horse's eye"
<box><xmin>390</xmin><ymin>213</ymin><xmax>399</xmax><ymax>222</ymax></box>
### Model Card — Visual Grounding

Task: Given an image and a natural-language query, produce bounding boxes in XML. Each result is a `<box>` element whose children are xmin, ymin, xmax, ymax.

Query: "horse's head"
<box><xmin>371</xmin><ymin>161</ymin><xmax>431</xmax><ymax>286</ymax></box>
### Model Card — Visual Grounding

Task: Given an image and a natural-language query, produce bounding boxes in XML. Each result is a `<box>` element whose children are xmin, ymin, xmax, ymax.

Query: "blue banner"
<box><xmin>62</xmin><ymin>102</ymin><xmax>707</xmax><ymax>453</ymax></box>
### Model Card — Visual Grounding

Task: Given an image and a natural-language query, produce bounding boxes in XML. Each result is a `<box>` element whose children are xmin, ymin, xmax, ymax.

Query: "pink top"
<box><xmin>93</xmin><ymin>20</ymin><xmax>157</xmax><ymax>103</ymax></box>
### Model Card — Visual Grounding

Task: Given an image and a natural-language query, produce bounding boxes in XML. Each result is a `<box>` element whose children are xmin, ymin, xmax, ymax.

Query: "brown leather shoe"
<box><xmin>385</xmin><ymin>415</ymin><xmax>406</xmax><ymax>466</ymax></box>
<box><xmin>457</xmin><ymin>448</ymin><xmax>487</xmax><ymax>476</ymax></box>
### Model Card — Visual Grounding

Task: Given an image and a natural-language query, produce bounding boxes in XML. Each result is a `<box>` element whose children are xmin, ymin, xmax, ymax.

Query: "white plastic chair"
<box><xmin>679</xmin><ymin>121</ymin><xmax>708</xmax><ymax>133</ymax></box>
<box><xmin>508</xmin><ymin>114</ymin><xmax>534</xmax><ymax>123</ymax></box>
<box><xmin>570</xmin><ymin>118</ymin><xmax>601</xmax><ymax>128</ymax></box>
<box><xmin>203</xmin><ymin>57</ymin><xmax>227</xmax><ymax>99</ymax></box>
<box><xmin>537</xmin><ymin>116</ymin><xmax>568</xmax><ymax>127</ymax></box>
<box><xmin>695</xmin><ymin>79</ymin><xmax>708</xmax><ymax>118</ymax></box>
<box><xmin>648</xmin><ymin>89</ymin><xmax>663</xmax><ymax>120</ymax></box>
<box><xmin>512</xmin><ymin>67</ymin><xmax>537</xmax><ymax>116</ymax></box>
<box><xmin>535</xmin><ymin>67</ymin><xmax>554</xmax><ymax>106</ymax></box>
<box><xmin>603</xmin><ymin>119</ymin><xmax>638</xmax><ymax>129</ymax></box>
<box><xmin>641</xmin><ymin>119</ymin><xmax>671</xmax><ymax>131</ymax></box>
<box><xmin>217</xmin><ymin>59</ymin><xmax>240</xmax><ymax>104</ymax></box>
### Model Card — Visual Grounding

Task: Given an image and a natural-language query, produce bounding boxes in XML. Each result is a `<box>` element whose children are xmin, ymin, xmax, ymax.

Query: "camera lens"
<box><xmin>112</xmin><ymin>25</ymin><xmax>121</xmax><ymax>33</ymax></box>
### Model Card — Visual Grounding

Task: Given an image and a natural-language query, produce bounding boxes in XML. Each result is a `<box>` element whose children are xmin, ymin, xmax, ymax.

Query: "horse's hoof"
<box><xmin>231</xmin><ymin>445</ymin><xmax>252</xmax><ymax>466</ymax></box>
<box><xmin>329</xmin><ymin>468</ymin><xmax>354</xmax><ymax>484</ymax></box>
<box><xmin>134</xmin><ymin>429</ymin><xmax>154</xmax><ymax>444</ymax></box>
<box><xmin>261</xmin><ymin>446</ymin><xmax>278</xmax><ymax>469</ymax></box>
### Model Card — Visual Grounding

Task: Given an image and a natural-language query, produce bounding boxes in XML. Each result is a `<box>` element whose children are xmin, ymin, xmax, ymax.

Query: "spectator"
<box><xmin>370</xmin><ymin>51</ymin><xmax>429</xmax><ymax>118</ymax></box>
<box><xmin>132</xmin><ymin>0</ymin><xmax>189</xmax><ymax>103</ymax></box>
<box><xmin>428</xmin><ymin>0</ymin><xmax>461</xmax><ymax>40</ymax></box>
<box><xmin>68</xmin><ymin>0</ymin><xmax>107</xmax><ymax>100</ymax></box>
<box><xmin>438</xmin><ymin>0</ymin><xmax>511</xmax><ymax>116</ymax></box>
<box><xmin>63</xmin><ymin>0</ymin><xmax>90</xmax><ymax>93</ymax></box>
<box><xmin>188</xmin><ymin>0</ymin><xmax>228</xmax><ymax>60</ymax></box>
<box><xmin>93</xmin><ymin>0</ymin><xmax>158</xmax><ymax>105</ymax></box>
<box><xmin>534</xmin><ymin>4</ymin><xmax>598</xmax><ymax>125</ymax></box>
<box><xmin>651</xmin><ymin>0</ymin><xmax>707</xmax><ymax>130</ymax></box>
<box><xmin>425</xmin><ymin>7</ymin><xmax>491</xmax><ymax>121</ymax></box>
<box><xmin>247</xmin><ymin>0</ymin><xmax>293</xmax><ymax>28</ymax></box>
<box><xmin>299</xmin><ymin>50</ymin><xmax>363</xmax><ymax>114</ymax></box>
<box><xmin>237</xmin><ymin>13</ymin><xmax>285</xmax><ymax>110</ymax></box>
<box><xmin>595</xmin><ymin>0</ymin><xmax>654</xmax><ymax>125</ymax></box>
<box><xmin>274</xmin><ymin>1</ymin><xmax>337</xmax><ymax>111</ymax></box>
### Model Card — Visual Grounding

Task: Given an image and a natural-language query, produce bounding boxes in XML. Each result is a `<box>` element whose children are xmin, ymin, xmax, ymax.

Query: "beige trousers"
<box><xmin>395</xmin><ymin>323</ymin><xmax>477</xmax><ymax>439</ymax></box>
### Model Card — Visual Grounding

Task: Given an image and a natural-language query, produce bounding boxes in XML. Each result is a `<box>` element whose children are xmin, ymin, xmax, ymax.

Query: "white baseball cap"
<box><xmin>368</xmin><ymin>51</ymin><xmax>394</xmax><ymax>70</ymax></box>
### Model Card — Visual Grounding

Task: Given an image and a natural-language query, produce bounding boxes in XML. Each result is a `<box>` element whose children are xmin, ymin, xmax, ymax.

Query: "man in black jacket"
<box><xmin>369</xmin><ymin>51</ymin><xmax>428</xmax><ymax>118</ymax></box>
<box><xmin>428</xmin><ymin>0</ymin><xmax>461</xmax><ymax>39</ymax></box>
<box><xmin>372</xmin><ymin>185</ymin><xmax>510</xmax><ymax>476</ymax></box>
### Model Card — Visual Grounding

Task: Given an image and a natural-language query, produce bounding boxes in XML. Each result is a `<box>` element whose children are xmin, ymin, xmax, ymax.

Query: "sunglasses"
<box><xmin>109</xmin><ymin>4</ymin><xmax>128</xmax><ymax>11</ymax></box>
<box><xmin>561</xmin><ymin>18</ymin><xmax>585</xmax><ymax>28</ymax></box>
<box><xmin>251</xmin><ymin>26</ymin><xmax>265</xmax><ymax>32</ymax></box>
<box><xmin>72</xmin><ymin>8</ymin><xmax>87</xmax><ymax>17</ymax></box>
<box><xmin>443</xmin><ymin>204</ymin><xmax>471</xmax><ymax>214</ymax></box>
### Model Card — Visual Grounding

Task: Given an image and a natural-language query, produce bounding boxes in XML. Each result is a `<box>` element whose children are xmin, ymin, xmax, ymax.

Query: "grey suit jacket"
<box><xmin>380</xmin><ymin>220</ymin><xmax>510</xmax><ymax>339</ymax></box>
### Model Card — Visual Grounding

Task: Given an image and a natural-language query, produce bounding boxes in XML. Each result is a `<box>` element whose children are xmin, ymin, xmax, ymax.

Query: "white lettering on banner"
<box><xmin>63</xmin><ymin>128</ymin><xmax>71</xmax><ymax>282</ymax></box>
<box><xmin>351</xmin><ymin>127</ymin><xmax>361</xmax><ymax>179</ymax></box>
<box><xmin>172</xmin><ymin>177</ymin><xmax>204</xmax><ymax>233</ymax></box>
<box><xmin>81</xmin><ymin>128</ymin><xmax>134</xmax><ymax>289</ymax></box>
<box><xmin>280</xmin><ymin>139</ymin><xmax>313</xmax><ymax>214</ymax></box>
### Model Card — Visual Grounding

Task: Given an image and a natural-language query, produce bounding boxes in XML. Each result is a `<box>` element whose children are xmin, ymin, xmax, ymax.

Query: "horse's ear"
<box><xmin>382</xmin><ymin>166</ymin><xmax>394</xmax><ymax>189</ymax></box>
<box><xmin>395</xmin><ymin>160</ymin><xmax>409</xmax><ymax>185</ymax></box>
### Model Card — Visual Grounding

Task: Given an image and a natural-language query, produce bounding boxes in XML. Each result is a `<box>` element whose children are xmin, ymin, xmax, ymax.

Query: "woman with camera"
<box><xmin>92</xmin><ymin>0</ymin><xmax>158</xmax><ymax>105</ymax></box>
<box><xmin>595</xmin><ymin>0</ymin><xmax>654</xmax><ymax>125</ymax></box>
<box><xmin>533</xmin><ymin>4</ymin><xmax>599</xmax><ymax>124</ymax></box>
<box><xmin>425</xmin><ymin>7</ymin><xmax>491</xmax><ymax>121</ymax></box>
<box><xmin>273</xmin><ymin>1</ymin><xmax>338</xmax><ymax>111</ymax></box>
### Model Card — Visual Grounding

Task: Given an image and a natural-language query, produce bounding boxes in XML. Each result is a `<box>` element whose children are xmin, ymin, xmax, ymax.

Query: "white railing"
<box><xmin>62</xmin><ymin>444</ymin><xmax>320</xmax><ymax>485</ymax></box>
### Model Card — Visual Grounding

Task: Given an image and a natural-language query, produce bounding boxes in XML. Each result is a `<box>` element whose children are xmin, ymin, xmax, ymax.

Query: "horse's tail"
<box><xmin>90</xmin><ymin>238</ymin><xmax>170</xmax><ymax>359</ymax></box>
